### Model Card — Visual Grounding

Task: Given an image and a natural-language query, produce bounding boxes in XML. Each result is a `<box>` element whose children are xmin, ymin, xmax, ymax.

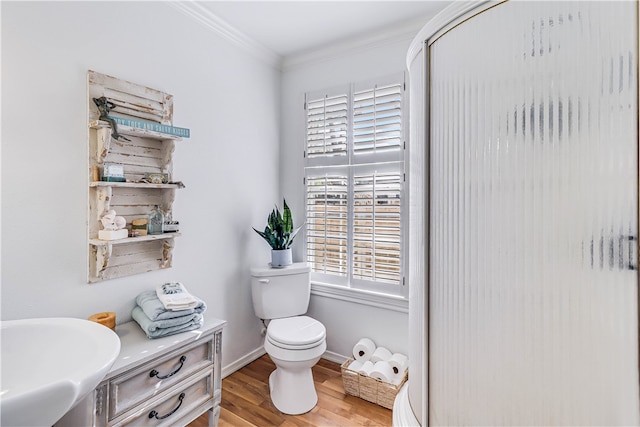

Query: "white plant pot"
<box><xmin>271</xmin><ymin>248</ymin><xmax>292</xmax><ymax>267</ymax></box>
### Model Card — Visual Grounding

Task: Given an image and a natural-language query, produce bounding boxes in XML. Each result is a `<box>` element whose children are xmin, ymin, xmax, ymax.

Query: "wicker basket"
<box><xmin>340</xmin><ymin>358</ymin><xmax>408</xmax><ymax>409</ymax></box>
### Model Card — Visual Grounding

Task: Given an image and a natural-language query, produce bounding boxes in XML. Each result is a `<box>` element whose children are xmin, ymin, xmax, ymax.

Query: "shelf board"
<box><xmin>89</xmin><ymin>181</ymin><xmax>184</xmax><ymax>189</ymax></box>
<box><xmin>89</xmin><ymin>120</ymin><xmax>183</xmax><ymax>141</ymax></box>
<box><xmin>89</xmin><ymin>232</ymin><xmax>181</xmax><ymax>246</ymax></box>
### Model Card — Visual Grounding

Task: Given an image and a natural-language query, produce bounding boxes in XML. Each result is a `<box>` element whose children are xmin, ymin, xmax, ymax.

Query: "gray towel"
<box><xmin>132</xmin><ymin>306</ymin><xmax>204</xmax><ymax>339</ymax></box>
<box><xmin>135</xmin><ymin>290</ymin><xmax>206</xmax><ymax>321</ymax></box>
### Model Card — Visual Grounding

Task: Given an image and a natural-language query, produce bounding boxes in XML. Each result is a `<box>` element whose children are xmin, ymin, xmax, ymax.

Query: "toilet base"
<box><xmin>268</xmin><ymin>363</ymin><xmax>318</xmax><ymax>415</ymax></box>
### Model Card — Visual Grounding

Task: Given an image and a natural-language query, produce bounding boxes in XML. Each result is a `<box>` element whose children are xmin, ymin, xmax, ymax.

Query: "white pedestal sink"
<box><xmin>0</xmin><ymin>317</ymin><xmax>121</xmax><ymax>427</ymax></box>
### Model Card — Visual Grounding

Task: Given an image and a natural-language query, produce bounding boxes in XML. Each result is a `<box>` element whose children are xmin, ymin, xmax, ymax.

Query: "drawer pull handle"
<box><xmin>148</xmin><ymin>392</ymin><xmax>185</xmax><ymax>420</ymax></box>
<box><xmin>149</xmin><ymin>355</ymin><xmax>187</xmax><ymax>379</ymax></box>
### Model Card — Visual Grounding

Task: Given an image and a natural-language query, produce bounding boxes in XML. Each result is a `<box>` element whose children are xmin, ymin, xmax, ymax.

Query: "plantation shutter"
<box><xmin>306</xmin><ymin>94</ymin><xmax>348</xmax><ymax>159</ymax></box>
<box><xmin>304</xmin><ymin>73</ymin><xmax>406</xmax><ymax>296</ymax></box>
<box><xmin>306</xmin><ymin>175</ymin><xmax>348</xmax><ymax>277</ymax></box>
<box><xmin>353</xmin><ymin>171</ymin><xmax>403</xmax><ymax>285</ymax></box>
<box><xmin>353</xmin><ymin>83</ymin><xmax>403</xmax><ymax>156</ymax></box>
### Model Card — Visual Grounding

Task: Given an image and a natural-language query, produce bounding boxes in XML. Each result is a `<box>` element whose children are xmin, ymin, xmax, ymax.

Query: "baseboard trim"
<box><xmin>322</xmin><ymin>350</ymin><xmax>349</xmax><ymax>365</ymax></box>
<box><xmin>222</xmin><ymin>347</ymin><xmax>350</xmax><ymax>378</ymax></box>
<box><xmin>222</xmin><ymin>346</ymin><xmax>266</xmax><ymax>379</ymax></box>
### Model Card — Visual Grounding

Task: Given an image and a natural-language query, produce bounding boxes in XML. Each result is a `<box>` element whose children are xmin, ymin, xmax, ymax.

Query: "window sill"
<box><xmin>310</xmin><ymin>281</ymin><xmax>409</xmax><ymax>313</ymax></box>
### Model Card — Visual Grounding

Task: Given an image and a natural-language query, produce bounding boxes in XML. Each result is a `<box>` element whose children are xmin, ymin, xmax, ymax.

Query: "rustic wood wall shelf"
<box><xmin>89</xmin><ymin>182</ymin><xmax>184</xmax><ymax>189</ymax></box>
<box><xmin>87</xmin><ymin>70</ymin><xmax>188</xmax><ymax>283</ymax></box>
<box><xmin>89</xmin><ymin>233</ymin><xmax>181</xmax><ymax>247</ymax></box>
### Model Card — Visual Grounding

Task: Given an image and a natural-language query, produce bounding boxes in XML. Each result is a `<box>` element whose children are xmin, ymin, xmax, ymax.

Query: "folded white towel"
<box><xmin>156</xmin><ymin>282</ymin><xmax>198</xmax><ymax>311</ymax></box>
<box><xmin>136</xmin><ymin>290</ymin><xmax>206</xmax><ymax>321</ymax></box>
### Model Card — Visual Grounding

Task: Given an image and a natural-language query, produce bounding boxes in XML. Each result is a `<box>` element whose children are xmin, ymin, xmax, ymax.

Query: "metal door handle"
<box><xmin>149</xmin><ymin>355</ymin><xmax>186</xmax><ymax>379</ymax></box>
<box><xmin>624</xmin><ymin>235</ymin><xmax>637</xmax><ymax>270</ymax></box>
<box><xmin>148</xmin><ymin>393</ymin><xmax>185</xmax><ymax>419</ymax></box>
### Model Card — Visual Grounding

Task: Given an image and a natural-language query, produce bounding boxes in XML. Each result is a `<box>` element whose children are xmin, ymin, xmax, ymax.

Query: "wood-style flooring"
<box><xmin>188</xmin><ymin>354</ymin><xmax>392</xmax><ymax>427</ymax></box>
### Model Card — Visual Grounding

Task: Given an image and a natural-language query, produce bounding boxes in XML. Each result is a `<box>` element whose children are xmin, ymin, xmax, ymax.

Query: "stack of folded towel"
<box><xmin>132</xmin><ymin>282</ymin><xmax>206</xmax><ymax>339</ymax></box>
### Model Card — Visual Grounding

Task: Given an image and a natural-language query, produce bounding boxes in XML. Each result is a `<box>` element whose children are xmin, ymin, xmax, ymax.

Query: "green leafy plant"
<box><xmin>252</xmin><ymin>199</ymin><xmax>302</xmax><ymax>250</ymax></box>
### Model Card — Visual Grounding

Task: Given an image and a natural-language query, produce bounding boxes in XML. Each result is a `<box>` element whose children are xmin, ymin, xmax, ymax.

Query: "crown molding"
<box><xmin>167</xmin><ymin>1</ymin><xmax>445</xmax><ymax>73</ymax></box>
<box><xmin>166</xmin><ymin>1</ymin><xmax>283</xmax><ymax>70</ymax></box>
<box><xmin>281</xmin><ymin>14</ymin><xmax>434</xmax><ymax>72</ymax></box>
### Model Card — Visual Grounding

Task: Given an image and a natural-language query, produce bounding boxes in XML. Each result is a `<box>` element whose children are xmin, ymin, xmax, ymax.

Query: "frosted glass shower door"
<box><xmin>428</xmin><ymin>2</ymin><xmax>638</xmax><ymax>425</ymax></box>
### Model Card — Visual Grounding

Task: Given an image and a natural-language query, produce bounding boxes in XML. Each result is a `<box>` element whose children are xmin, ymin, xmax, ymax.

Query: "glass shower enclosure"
<box><xmin>405</xmin><ymin>1</ymin><xmax>639</xmax><ymax>425</ymax></box>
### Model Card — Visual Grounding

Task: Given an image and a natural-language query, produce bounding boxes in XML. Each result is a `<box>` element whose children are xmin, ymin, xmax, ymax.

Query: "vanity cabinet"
<box><xmin>56</xmin><ymin>318</ymin><xmax>225</xmax><ymax>427</ymax></box>
<box><xmin>87</xmin><ymin>70</ymin><xmax>188</xmax><ymax>283</ymax></box>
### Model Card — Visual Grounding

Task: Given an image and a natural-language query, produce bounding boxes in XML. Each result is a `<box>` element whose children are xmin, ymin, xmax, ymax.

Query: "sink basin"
<box><xmin>0</xmin><ymin>317</ymin><xmax>121</xmax><ymax>427</ymax></box>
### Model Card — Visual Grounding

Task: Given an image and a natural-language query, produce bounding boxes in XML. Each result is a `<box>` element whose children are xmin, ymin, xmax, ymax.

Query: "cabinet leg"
<box><xmin>208</xmin><ymin>406</ymin><xmax>220</xmax><ymax>427</ymax></box>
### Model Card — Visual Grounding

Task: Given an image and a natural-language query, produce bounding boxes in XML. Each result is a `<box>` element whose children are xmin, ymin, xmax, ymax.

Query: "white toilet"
<box><xmin>250</xmin><ymin>262</ymin><xmax>327</xmax><ymax>415</ymax></box>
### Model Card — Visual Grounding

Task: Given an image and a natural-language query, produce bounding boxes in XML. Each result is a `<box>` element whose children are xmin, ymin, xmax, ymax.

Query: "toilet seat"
<box><xmin>267</xmin><ymin>316</ymin><xmax>326</xmax><ymax>350</ymax></box>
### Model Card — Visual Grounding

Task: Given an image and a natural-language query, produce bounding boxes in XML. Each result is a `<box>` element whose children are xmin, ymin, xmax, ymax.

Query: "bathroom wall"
<box><xmin>2</xmin><ymin>1</ymin><xmax>434</xmax><ymax>373</ymax></box>
<box><xmin>1</xmin><ymin>1</ymin><xmax>280</xmax><ymax>372</ymax></box>
<box><xmin>280</xmin><ymin>36</ymin><xmax>419</xmax><ymax>359</ymax></box>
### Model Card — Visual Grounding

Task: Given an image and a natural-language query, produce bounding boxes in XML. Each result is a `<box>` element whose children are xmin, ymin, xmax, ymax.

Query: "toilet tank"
<box><xmin>250</xmin><ymin>262</ymin><xmax>311</xmax><ymax>320</ymax></box>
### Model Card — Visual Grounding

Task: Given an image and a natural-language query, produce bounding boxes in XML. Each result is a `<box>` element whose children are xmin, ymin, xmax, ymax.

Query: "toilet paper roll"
<box><xmin>358</xmin><ymin>360</ymin><xmax>375</xmax><ymax>376</ymax></box>
<box><xmin>348</xmin><ymin>359</ymin><xmax>364</xmax><ymax>372</ymax></box>
<box><xmin>352</xmin><ymin>337</ymin><xmax>376</xmax><ymax>361</ymax></box>
<box><xmin>390</xmin><ymin>374</ymin><xmax>405</xmax><ymax>386</ymax></box>
<box><xmin>388</xmin><ymin>352</ymin><xmax>409</xmax><ymax>375</ymax></box>
<box><xmin>370</xmin><ymin>361</ymin><xmax>394</xmax><ymax>382</ymax></box>
<box><xmin>370</xmin><ymin>346</ymin><xmax>393</xmax><ymax>363</ymax></box>
<box><xmin>88</xmin><ymin>311</ymin><xmax>116</xmax><ymax>331</ymax></box>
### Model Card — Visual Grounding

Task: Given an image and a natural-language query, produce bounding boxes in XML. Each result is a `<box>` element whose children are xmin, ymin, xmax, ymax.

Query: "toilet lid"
<box><xmin>267</xmin><ymin>316</ymin><xmax>326</xmax><ymax>348</ymax></box>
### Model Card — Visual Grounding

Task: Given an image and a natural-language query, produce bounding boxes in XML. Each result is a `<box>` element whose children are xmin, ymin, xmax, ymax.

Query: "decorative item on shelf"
<box><xmin>92</xmin><ymin>96</ymin><xmax>131</xmax><ymax>142</ymax></box>
<box><xmin>163</xmin><ymin>210</ymin><xmax>179</xmax><ymax>232</ymax></box>
<box><xmin>164</xmin><ymin>221</ymin><xmax>180</xmax><ymax>232</ymax></box>
<box><xmin>143</xmin><ymin>172</ymin><xmax>169</xmax><ymax>184</ymax></box>
<box><xmin>102</xmin><ymin>162</ymin><xmax>125</xmax><ymax>182</ymax></box>
<box><xmin>106</xmin><ymin>115</ymin><xmax>191</xmax><ymax>138</ymax></box>
<box><xmin>148</xmin><ymin>205</ymin><xmax>165</xmax><ymax>235</ymax></box>
<box><xmin>99</xmin><ymin>210</ymin><xmax>128</xmax><ymax>240</ymax></box>
<box><xmin>131</xmin><ymin>218</ymin><xmax>148</xmax><ymax>237</ymax></box>
<box><xmin>92</xmin><ymin>165</ymin><xmax>100</xmax><ymax>182</ymax></box>
<box><xmin>252</xmin><ymin>198</ymin><xmax>303</xmax><ymax>267</ymax></box>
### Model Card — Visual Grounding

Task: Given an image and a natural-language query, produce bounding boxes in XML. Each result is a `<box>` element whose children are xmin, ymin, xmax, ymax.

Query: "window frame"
<box><xmin>303</xmin><ymin>72</ymin><xmax>409</xmax><ymax>303</ymax></box>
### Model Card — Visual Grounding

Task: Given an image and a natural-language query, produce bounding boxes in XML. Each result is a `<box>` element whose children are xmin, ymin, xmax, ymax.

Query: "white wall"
<box><xmin>1</xmin><ymin>1</ymin><xmax>280</xmax><ymax>371</ymax></box>
<box><xmin>2</xmin><ymin>0</ymin><xmax>427</xmax><ymax>372</ymax></box>
<box><xmin>280</xmin><ymin>38</ymin><xmax>416</xmax><ymax>359</ymax></box>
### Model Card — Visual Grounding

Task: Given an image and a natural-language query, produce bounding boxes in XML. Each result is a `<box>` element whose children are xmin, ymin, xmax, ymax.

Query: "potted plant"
<box><xmin>253</xmin><ymin>199</ymin><xmax>302</xmax><ymax>267</ymax></box>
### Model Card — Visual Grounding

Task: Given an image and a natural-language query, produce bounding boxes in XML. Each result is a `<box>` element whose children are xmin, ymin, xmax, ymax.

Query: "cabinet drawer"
<box><xmin>110</xmin><ymin>339</ymin><xmax>212</xmax><ymax>418</ymax></box>
<box><xmin>112</xmin><ymin>367</ymin><xmax>213</xmax><ymax>427</ymax></box>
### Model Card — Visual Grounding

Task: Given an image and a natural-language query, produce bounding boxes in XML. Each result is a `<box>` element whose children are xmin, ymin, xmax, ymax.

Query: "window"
<box><xmin>304</xmin><ymin>73</ymin><xmax>406</xmax><ymax>298</ymax></box>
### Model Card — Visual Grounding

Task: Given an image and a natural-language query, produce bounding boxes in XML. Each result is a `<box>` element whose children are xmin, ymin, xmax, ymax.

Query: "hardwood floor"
<box><xmin>188</xmin><ymin>354</ymin><xmax>393</xmax><ymax>426</ymax></box>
